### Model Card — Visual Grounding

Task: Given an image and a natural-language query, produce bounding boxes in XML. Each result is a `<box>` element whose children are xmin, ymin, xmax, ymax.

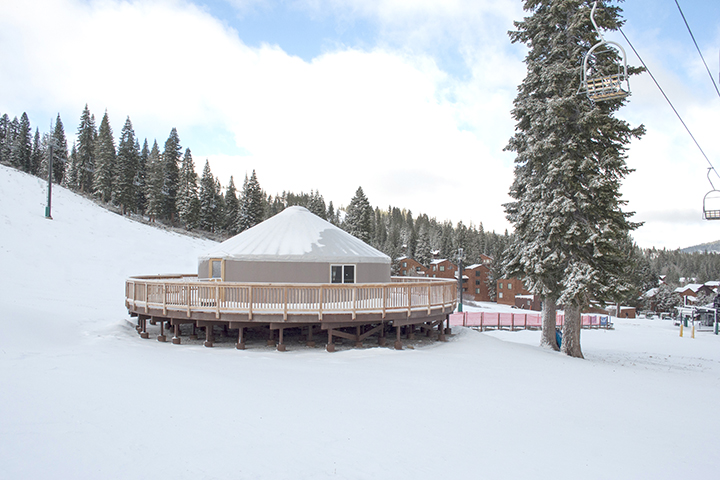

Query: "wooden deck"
<box><xmin>125</xmin><ymin>275</ymin><xmax>458</xmax><ymax>350</ymax></box>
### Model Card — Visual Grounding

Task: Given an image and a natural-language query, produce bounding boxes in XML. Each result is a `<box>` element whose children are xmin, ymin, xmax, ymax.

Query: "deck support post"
<box><xmin>378</xmin><ymin>322</ymin><xmax>386</xmax><ymax>346</ymax></box>
<box><xmin>306</xmin><ymin>325</ymin><xmax>315</xmax><ymax>347</ymax></box>
<box><xmin>157</xmin><ymin>319</ymin><xmax>167</xmax><ymax>342</ymax></box>
<box><xmin>140</xmin><ymin>317</ymin><xmax>149</xmax><ymax>339</ymax></box>
<box><xmin>172</xmin><ymin>323</ymin><xmax>181</xmax><ymax>344</ymax></box>
<box><xmin>438</xmin><ymin>316</ymin><xmax>447</xmax><ymax>342</ymax></box>
<box><xmin>444</xmin><ymin>316</ymin><xmax>452</xmax><ymax>335</ymax></box>
<box><xmin>189</xmin><ymin>324</ymin><xmax>197</xmax><ymax>341</ymax></box>
<box><xmin>355</xmin><ymin>326</ymin><xmax>363</xmax><ymax>348</ymax></box>
<box><xmin>326</xmin><ymin>329</ymin><xmax>335</xmax><ymax>352</ymax></box>
<box><xmin>277</xmin><ymin>328</ymin><xmax>286</xmax><ymax>352</ymax></box>
<box><xmin>267</xmin><ymin>328</ymin><xmax>276</xmax><ymax>347</ymax></box>
<box><xmin>204</xmin><ymin>325</ymin><xmax>213</xmax><ymax>347</ymax></box>
<box><xmin>407</xmin><ymin>324</ymin><xmax>415</xmax><ymax>340</ymax></box>
<box><xmin>236</xmin><ymin>327</ymin><xmax>245</xmax><ymax>350</ymax></box>
<box><xmin>394</xmin><ymin>324</ymin><xmax>402</xmax><ymax>350</ymax></box>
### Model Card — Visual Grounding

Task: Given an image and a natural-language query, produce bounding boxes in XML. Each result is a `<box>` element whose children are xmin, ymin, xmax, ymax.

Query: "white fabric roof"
<box><xmin>200</xmin><ymin>206</ymin><xmax>390</xmax><ymax>264</ymax></box>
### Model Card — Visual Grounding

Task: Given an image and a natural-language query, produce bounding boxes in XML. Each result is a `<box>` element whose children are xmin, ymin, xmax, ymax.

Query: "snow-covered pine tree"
<box><xmin>503</xmin><ymin>0</ymin><xmax>645</xmax><ymax>357</ymax></box>
<box><xmin>161</xmin><ymin>128</ymin><xmax>182</xmax><ymax>223</ymax></box>
<box><xmin>30</xmin><ymin>128</ymin><xmax>42</xmax><ymax>175</ymax></box>
<box><xmin>75</xmin><ymin>105</ymin><xmax>96</xmax><ymax>194</ymax></box>
<box><xmin>343</xmin><ymin>187</ymin><xmax>373</xmax><ymax>243</ymax></box>
<box><xmin>134</xmin><ymin>139</ymin><xmax>148</xmax><ymax>215</ymax></box>
<box><xmin>223</xmin><ymin>176</ymin><xmax>240</xmax><ymax>236</ymax></box>
<box><xmin>307</xmin><ymin>190</ymin><xmax>327</xmax><ymax>219</ymax></box>
<box><xmin>114</xmin><ymin>117</ymin><xmax>140</xmax><ymax>214</ymax></box>
<box><xmin>0</xmin><ymin>114</ymin><xmax>9</xmax><ymax>164</ymax></box>
<box><xmin>51</xmin><ymin>114</ymin><xmax>68</xmax><ymax>185</ymax></box>
<box><xmin>12</xmin><ymin>113</ymin><xmax>32</xmax><ymax>172</ymax></box>
<box><xmin>145</xmin><ymin>140</ymin><xmax>164</xmax><ymax>222</ymax></box>
<box><xmin>177</xmin><ymin>148</ymin><xmax>199</xmax><ymax>229</ymax></box>
<box><xmin>237</xmin><ymin>170</ymin><xmax>265</xmax><ymax>232</ymax></box>
<box><xmin>199</xmin><ymin>160</ymin><xmax>218</xmax><ymax>232</ymax></box>
<box><xmin>415</xmin><ymin>226</ymin><xmax>433</xmax><ymax>267</ymax></box>
<box><xmin>93</xmin><ymin>111</ymin><xmax>116</xmax><ymax>203</ymax></box>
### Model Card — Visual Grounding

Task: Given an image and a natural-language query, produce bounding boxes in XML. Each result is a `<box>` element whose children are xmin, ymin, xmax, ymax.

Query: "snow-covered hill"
<box><xmin>2</xmin><ymin>164</ymin><xmax>720</xmax><ymax>479</ymax></box>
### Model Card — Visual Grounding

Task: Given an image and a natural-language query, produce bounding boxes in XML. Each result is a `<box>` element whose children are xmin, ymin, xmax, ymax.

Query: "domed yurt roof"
<box><xmin>199</xmin><ymin>206</ymin><xmax>390</xmax><ymax>264</ymax></box>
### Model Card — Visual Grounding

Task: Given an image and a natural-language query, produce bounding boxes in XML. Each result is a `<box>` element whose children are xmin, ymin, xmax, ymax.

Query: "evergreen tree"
<box><xmin>75</xmin><ymin>105</ymin><xmax>96</xmax><ymax>193</ymax></box>
<box><xmin>93</xmin><ymin>111</ymin><xmax>116</xmax><ymax>203</ymax></box>
<box><xmin>145</xmin><ymin>140</ymin><xmax>164</xmax><ymax>221</ymax></box>
<box><xmin>0</xmin><ymin>113</ymin><xmax>10</xmax><ymax>164</ymax></box>
<box><xmin>343</xmin><ymin>187</ymin><xmax>373</xmax><ymax>243</ymax></box>
<box><xmin>503</xmin><ymin>0</ymin><xmax>644</xmax><ymax>357</ymax></box>
<box><xmin>161</xmin><ymin>128</ymin><xmax>182</xmax><ymax>223</ymax></box>
<box><xmin>307</xmin><ymin>190</ymin><xmax>327</xmax><ymax>219</ymax></box>
<box><xmin>416</xmin><ymin>226</ymin><xmax>433</xmax><ymax>266</ymax></box>
<box><xmin>237</xmin><ymin>170</ymin><xmax>265</xmax><ymax>232</ymax></box>
<box><xmin>177</xmin><ymin>149</ymin><xmax>199</xmax><ymax>229</ymax></box>
<box><xmin>115</xmin><ymin>117</ymin><xmax>139</xmax><ymax>214</ymax></box>
<box><xmin>199</xmin><ymin>160</ymin><xmax>218</xmax><ymax>232</ymax></box>
<box><xmin>135</xmin><ymin>139</ymin><xmax>149</xmax><ymax>215</ymax></box>
<box><xmin>65</xmin><ymin>142</ymin><xmax>78</xmax><ymax>188</ymax></box>
<box><xmin>51</xmin><ymin>114</ymin><xmax>68</xmax><ymax>184</ymax></box>
<box><xmin>30</xmin><ymin>128</ymin><xmax>42</xmax><ymax>175</ymax></box>
<box><xmin>224</xmin><ymin>176</ymin><xmax>240</xmax><ymax>235</ymax></box>
<box><xmin>12</xmin><ymin>113</ymin><xmax>32</xmax><ymax>172</ymax></box>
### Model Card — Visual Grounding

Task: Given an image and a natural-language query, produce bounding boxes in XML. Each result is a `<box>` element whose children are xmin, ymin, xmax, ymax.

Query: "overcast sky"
<box><xmin>2</xmin><ymin>0</ymin><xmax>719</xmax><ymax>250</ymax></box>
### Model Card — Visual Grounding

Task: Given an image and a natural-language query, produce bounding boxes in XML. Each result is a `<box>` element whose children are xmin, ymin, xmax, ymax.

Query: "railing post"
<box><xmin>407</xmin><ymin>284</ymin><xmax>412</xmax><ymax>317</ymax></box>
<box><xmin>427</xmin><ymin>284</ymin><xmax>431</xmax><ymax>314</ymax></box>
<box><xmin>162</xmin><ymin>283</ymin><xmax>167</xmax><ymax>316</ymax></box>
<box><xmin>319</xmin><ymin>286</ymin><xmax>323</xmax><ymax>321</ymax></box>
<box><xmin>249</xmin><ymin>286</ymin><xmax>253</xmax><ymax>320</ymax></box>
<box><xmin>382</xmin><ymin>286</ymin><xmax>387</xmax><ymax>319</ymax></box>
<box><xmin>351</xmin><ymin>286</ymin><xmax>357</xmax><ymax>320</ymax></box>
<box><xmin>186</xmin><ymin>283</ymin><xmax>191</xmax><ymax>316</ymax></box>
<box><xmin>215</xmin><ymin>284</ymin><xmax>220</xmax><ymax>319</ymax></box>
<box><xmin>283</xmin><ymin>286</ymin><xmax>288</xmax><ymax>321</ymax></box>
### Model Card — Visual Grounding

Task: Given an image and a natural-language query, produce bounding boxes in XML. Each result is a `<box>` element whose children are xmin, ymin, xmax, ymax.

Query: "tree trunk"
<box><xmin>540</xmin><ymin>296</ymin><xmax>559</xmax><ymax>351</ymax></box>
<box><xmin>562</xmin><ymin>299</ymin><xmax>584</xmax><ymax>358</ymax></box>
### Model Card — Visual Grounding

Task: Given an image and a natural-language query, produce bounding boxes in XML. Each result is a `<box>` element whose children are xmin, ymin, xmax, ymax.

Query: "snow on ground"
<box><xmin>2</xmin><ymin>164</ymin><xmax>720</xmax><ymax>479</ymax></box>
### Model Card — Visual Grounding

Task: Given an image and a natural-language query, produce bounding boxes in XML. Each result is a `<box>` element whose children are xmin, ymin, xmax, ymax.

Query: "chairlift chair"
<box><xmin>580</xmin><ymin>1</ymin><xmax>631</xmax><ymax>102</ymax></box>
<box><xmin>703</xmin><ymin>169</ymin><xmax>720</xmax><ymax>220</ymax></box>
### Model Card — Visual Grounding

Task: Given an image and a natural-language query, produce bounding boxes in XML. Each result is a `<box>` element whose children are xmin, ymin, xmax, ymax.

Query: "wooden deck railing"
<box><xmin>125</xmin><ymin>275</ymin><xmax>457</xmax><ymax>321</ymax></box>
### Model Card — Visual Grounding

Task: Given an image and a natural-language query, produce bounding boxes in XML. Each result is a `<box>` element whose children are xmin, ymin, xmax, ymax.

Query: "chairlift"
<box><xmin>703</xmin><ymin>168</ymin><xmax>720</xmax><ymax>220</ymax></box>
<box><xmin>580</xmin><ymin>1</ymin><xmax>631</xmax><ymax>102</ymax></box>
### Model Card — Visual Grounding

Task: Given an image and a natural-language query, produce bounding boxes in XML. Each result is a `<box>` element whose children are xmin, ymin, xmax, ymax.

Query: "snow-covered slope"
<box><xmin>2</xmin><ymin>164</ymin><xmax>720</xmax><ymax>480</ymax></box>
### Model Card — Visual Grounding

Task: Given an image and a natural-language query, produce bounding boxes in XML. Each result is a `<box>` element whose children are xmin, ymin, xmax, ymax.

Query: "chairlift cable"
<box><xmin>618</xmin><ymin>27</ymin><xmax>718</xmax><ymax>179</ymax></box>
<box><xmin>674</xmin><ymin>0</ymin><xmax>720</xmax><ymax>99</ymax></box>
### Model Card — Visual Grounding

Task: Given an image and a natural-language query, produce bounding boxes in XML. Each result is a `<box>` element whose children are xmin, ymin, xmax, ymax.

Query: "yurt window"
<box><xmin>209</xmin><ymin>259</ymin><xmax>223</xmax><ymax>280</ymax></box>
<box><xmin>331</xmin><ymin>265</ymin><xmax>355</xmax><ymax>284</ymax></box>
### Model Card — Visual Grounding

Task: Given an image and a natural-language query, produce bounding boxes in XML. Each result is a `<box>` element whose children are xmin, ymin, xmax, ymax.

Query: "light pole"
<box><xmin>45</xmin><ymin>145</ymin><xmax>53</xmax><ymax>219</ymax></box>
<box><xmin>457</xmin><ymin>247</ymin><xmax>464</xmax><ymax>313</ymax></box>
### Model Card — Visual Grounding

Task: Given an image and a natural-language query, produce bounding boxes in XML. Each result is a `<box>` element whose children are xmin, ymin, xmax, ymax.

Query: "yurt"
<box><xmin>198</xmin><ymin>206</ymin><xmax>391</xmax><ymax>284</ymax></box>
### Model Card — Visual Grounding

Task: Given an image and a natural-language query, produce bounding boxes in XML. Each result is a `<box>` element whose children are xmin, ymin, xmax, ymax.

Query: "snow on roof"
<box><xmin>466</xmin><ymin>263</ymin><xmax>484</xmax><ymax>270</ymax></box>
<box><xmin>674</xmin><ymin>284</ymin><xmax>706</xmax><ymax>294</ymax></box>
<box><xmin>200</xmin><ymin>206</ymin><xmax>390</xmax><ymax>264</ymax></box>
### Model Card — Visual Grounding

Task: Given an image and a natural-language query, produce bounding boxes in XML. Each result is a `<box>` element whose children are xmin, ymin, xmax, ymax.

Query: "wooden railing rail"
<box><xmin>125</xmin><ymin>276</ymin><xmax>457</xmax><ymax>320</ymax></box>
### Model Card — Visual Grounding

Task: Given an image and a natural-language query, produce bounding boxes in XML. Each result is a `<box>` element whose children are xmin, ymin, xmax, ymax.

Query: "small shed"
<box><xmin>198</xmin><ymin>206</ymin><xmax>391</xmax><ymax>284</ymax></box>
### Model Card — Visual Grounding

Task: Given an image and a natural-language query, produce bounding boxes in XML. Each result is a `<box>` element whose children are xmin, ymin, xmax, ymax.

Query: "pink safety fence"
<box><xmin>449</xmin><ymin>311</ymin><xmax>612</xmax><ymax>329</ymax></box>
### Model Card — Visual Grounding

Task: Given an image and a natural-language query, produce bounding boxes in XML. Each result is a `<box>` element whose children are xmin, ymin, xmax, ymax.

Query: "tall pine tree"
<box><xmin>75</xmin><ymin>105</ymin><xmax>96</xmax><ymax>193</ymax></box>
<box><xmin>177</xmin><ymin>148</ymin><xmax>200</xmax><ymax>229</ymax></box>
<box><xmin>115</xmin><ymin>117</ymin><xmax>139</xmax><ymax>214</ymax></box>
<box><xmin>161</xmin><ymin>128</ymin><xmax>182</xmax><ymax>223</ymax></box>
<box><xmin>503</xmin><ymin>0</ymin><xmax>644</xmax><ymax>357</ymax></box>
<box><xmin>93</xmin><ymin>111</ymin><xmax>116</xmax><ymax>203</ymax></box>
<box><xmin>237</xmin><ymin>170</ymin><xmax>265</xmax><ymax>232</ymax></box>
<box><xmin>51</xmin><ymin>114</ymin><xmax>68</xmax><ymax>185</ymax></box>
<box><xmin>343</xmin><ymin>187</ymin><xmax>373</xmax><ymax>243</ymax></box>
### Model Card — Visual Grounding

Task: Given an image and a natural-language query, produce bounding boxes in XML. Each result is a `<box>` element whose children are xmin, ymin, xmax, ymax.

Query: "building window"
<box><xmin>476</xmin><ymin>280</ymin><xmax>480</xmax><ymax>285</ymax></box>
<box><xmin>403</xmin><ymin>262</ymin><xmax>407</xmax><ymax>267</ymax></box>
<box><xmin>476</xmin><ymin>288</ymin><xmax>480</xmax><ymax>294</ymax></box>
<box><xmin>209</xmin><ymin>259</ymin><xmax>223</xmax><ymax>280</ymax></box>
<box><xmin>331</xmin><ymin>265</ymin><xmax>355</xmax><ymax>284</ymax></box>
<box><xmin>439</xmin><ymin>266</ymin><xmax>445</xmax><ymax>272</ymax></box>
<box><xmin>402</xmin><ymin>270</ymin><xmax>407</xmax><ymax>275</ymax></box>
<box><xmin>499</xmin><ymin>292</ymin><xmax>504</xmax><ymax>299</ymax></box>
<box><xmin>476</xmin><ymin>271</ymin><xmax>481</xmax><ymax>276</ymax></box>
<box><xmin>499</xmin><ymin>283</ymin><xmax>503</xmax><ymax>289</ymax></box>
<box><xmin>508</xmin><ymin>283</ymin><xmax>513</xmax><ymax>290</ymax></box>
<box><xmin>432</xmin><ymin>266</ymin><xmax>437</xmax><ymax>271</ymax></box>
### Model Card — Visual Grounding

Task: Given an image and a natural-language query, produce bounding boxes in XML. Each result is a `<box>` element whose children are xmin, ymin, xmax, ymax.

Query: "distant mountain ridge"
<box><xmin>682</xmin><ymin>240</ymin><xmax>720</xmax><ymax>254</ymax></box>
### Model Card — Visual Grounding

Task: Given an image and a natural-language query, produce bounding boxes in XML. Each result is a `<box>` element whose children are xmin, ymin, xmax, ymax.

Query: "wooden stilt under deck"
<box><xmin>378</xmin><ymin>322</ymin><xmax>386</xmax><ymax>346</ymax></box>
<box><xmin>277</xmin><ymin>328</ymin><xmax>286</xmax><ymax>352</ymax></box>
<box><xmin>157</xmin><ymin>318</ymin><xmax>167</xmax><ymax>342</ymax></box>
<box><xmin>326</xmin><ymin>329</ymin><xmax>335</xmax><ymax>352</ymax></box>
<box><xmin>267</xmin><ymin>328</ymin><xmax>276</xmax><ymax>347</ymax></box>
<box><xmin>140</xmin><ymin>316</ymin><xmax>149</xmax><ymax>339</ymax></box>
<box><xmin>172</xmin><ymin>323</ymin><xmax>181</xmax><ymax>344</ymax></box>
<box><xmin>438</xmin><ymin>317</ymin><xmax>447</xmax><ymax>342</ymax></box>
<box><xmin>394</xmin><ymin>324</ymin><xmax>402</xmax><ymax>350</ymax></box>
<box><xmin>355</xmin><ymin>326</ymin><xmax>363</xmax><ymax>348</ymax></box>
<box><xmin>189</xmin><ymin>323</ymin><xmax>198</xmax><ymax>340</ymax></box>
<box><xmin>204</xmin><ymin>324</ymin><xmax>213</xmax><ymax>347</ymax></box>
<box><xmin>236</xmin><ymin>327</ymin><xmax>245</xmax><ymax>350</ymax></box>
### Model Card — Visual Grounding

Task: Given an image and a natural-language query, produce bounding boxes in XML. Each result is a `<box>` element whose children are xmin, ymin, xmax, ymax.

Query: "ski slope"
<box><xmin>1</xmin><ymin>164</ymin><xmax>719</xmax><ymax>479</ymax></box>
